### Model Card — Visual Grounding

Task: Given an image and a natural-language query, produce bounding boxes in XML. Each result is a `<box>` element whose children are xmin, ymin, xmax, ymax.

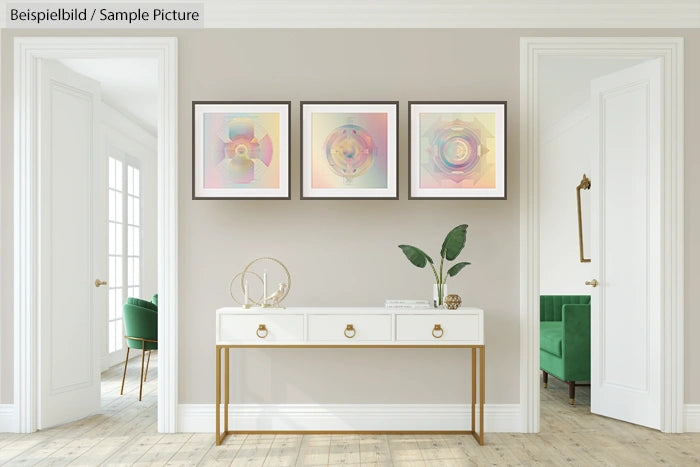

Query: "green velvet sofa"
<box><xmin>540</xmin><ymin>295</ymin><xmax>591</xmax><ymax>404</ymax></box>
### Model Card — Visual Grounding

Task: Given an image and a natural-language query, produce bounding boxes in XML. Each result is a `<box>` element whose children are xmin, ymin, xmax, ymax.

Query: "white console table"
<box><xmin>215</xmin><ymin>307</ymin><xmax>485</xmax><ymax>445</ymax></box>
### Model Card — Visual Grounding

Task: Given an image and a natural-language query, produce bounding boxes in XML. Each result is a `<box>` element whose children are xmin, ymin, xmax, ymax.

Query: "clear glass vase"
<box><xmin>433</xmin><ymin>283</ymin><xmax>448</xmax><ymax>308</ymax></box>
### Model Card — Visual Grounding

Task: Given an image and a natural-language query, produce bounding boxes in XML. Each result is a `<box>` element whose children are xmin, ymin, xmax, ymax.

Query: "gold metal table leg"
<box><xmin>214</xmin><ymin>344</ymin><xmax>485</xmax><ymax>446</ymax></box>
<box><xmin>479</xmin><ymin>346</ymin><xmax>485</xmax><ymax>445</ymax></box>
<box><xmin>471</xmin><ymin>347</ymin><xmax>476</xmax><ymax>435</ymax></box>
<box><xmin>468</xmin><ymin>346</ymin><xmax>485</xmax><ymax>446</ymax></box>
<box><xmin>225</xmin><ymin>347</ymin><xmax>230</xmax><ymax>434</ymax></box>
<box><xmin>215</xmin><ymin>346</ymin><xmax>221</xmax><ymax>445</ymax></box>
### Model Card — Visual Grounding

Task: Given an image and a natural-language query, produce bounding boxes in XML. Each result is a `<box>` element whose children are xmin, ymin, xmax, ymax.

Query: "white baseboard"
<box><xmin>0</xmin><ymin>404</ymin><xmax>17</xmax><ymax>432</ymax></box>
<box><xmin>4</xmin><ymin>401</ymin><xmax>695</xmax><ymax>433</ymax></box>
<box><xmin>178</xmin><ymin>403</ymin><xmax>522</xmax><ymax>433</ymax></box>
<box><xmin>685</xmin><ymin>404</ymin><xmax>700</xmax><ymax>432</ymax></box>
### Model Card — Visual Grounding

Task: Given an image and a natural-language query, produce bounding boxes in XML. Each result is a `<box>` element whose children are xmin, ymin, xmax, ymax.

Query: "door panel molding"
<box><xmin>519</xmin><ymin>37</ymin><xmax>684</xmax><ymax>433</ymax></box>
<box><xmin>598</xmin><ymin>79</ymin><xmax>652</xmax><ymax>394</ymax></box>
<box><xmin>13</xmin><ymin>37</ymin><xmax>178</xmax><ymax>433</ymax></box>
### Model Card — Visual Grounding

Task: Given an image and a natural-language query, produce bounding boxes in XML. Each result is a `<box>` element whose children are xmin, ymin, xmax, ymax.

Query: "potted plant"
<box><xmin>398</xmin><ymin>224</ymin><xmax>471</xmax><ymax>307</ymax></box>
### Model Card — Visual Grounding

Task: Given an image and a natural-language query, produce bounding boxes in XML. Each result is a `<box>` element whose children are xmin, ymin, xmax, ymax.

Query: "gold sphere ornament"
<box><xmin>444</xmin><ymin>294</ymin><xmax>462</xmax><ymax>310</ymax></box>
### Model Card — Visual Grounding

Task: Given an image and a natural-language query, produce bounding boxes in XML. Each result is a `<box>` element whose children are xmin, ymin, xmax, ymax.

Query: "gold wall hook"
<box><xmin>576</xmin><ymin>174</ymin><xmax>592</xmax><ymax>263</ymax></box>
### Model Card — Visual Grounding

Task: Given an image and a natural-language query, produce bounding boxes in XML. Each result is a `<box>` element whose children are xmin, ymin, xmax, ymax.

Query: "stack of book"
<box><xmin>384</xmin><ymin>299</ymin><xmax>431</xmax><ymax>309</ymax></box>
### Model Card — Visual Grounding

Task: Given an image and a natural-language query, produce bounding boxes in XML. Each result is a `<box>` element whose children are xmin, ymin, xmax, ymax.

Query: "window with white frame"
<box><xmin>108</xmin><ymin>154</ymin><xmax>141</xmax><ymax>354</ymax></box>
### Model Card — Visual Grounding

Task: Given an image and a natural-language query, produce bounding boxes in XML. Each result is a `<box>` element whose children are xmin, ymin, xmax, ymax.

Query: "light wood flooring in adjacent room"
<box><xmin>0</xmin><ymin>358</ymin><xmax>699</xmax><ymax>465</ymax></box>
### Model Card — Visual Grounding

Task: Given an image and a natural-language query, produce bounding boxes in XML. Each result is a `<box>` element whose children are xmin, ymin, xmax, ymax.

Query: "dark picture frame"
<box><xmin>408</xmin><ymin>101</ymin><xmax>507</xmax><ymax>200</ymax></box>
<box><xmin>192</xmin><ymin>101</ymin><xmax>291</xmax><ymax>200</ymax></box>
<box><xmin>300</xmin><ymin>101</ymin><xmax>399</xmax><ymax>200</ymax></box>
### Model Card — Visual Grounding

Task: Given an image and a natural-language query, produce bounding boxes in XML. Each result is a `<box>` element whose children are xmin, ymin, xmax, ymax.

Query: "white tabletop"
<box><xmin>216</xmin><ymin>306</ymin><xmax>483</xmax><ymax>315</ymax></box>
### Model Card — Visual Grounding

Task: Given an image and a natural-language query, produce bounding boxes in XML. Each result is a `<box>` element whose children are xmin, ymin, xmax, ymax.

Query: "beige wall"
<box><xmin>177</xmin><ymin>29</ymin><xmax>520</xmax><ymax>404</ymax></box>
<box><xmin>2</xmin><ymin>29</ymin><xmax>699</xmax><ymax>408</ymax></box>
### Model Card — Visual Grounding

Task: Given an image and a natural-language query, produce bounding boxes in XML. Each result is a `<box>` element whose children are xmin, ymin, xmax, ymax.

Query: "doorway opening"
<box><xmin>13</xmin><ymin>37</ymin><xmax>178</xmax><ymax>433</ymax></box>
<box><xmin>37</xmin><ymin>54</ymin><xmax>158</xmax><ymax>427</ymax></box>
<box><xmin>519</xmin><ymin>37</ymin><xmax>685</xmax><ymax>434</ymax></box>
<box><xmin>55</xmin><ymin>56</ymin><xmax>160</xmax><ymax>413</ymax></box>
<box><xmin>537</xmin><ymin>56</ymin><xmax>651</xmax><ymax>428</ymax></box>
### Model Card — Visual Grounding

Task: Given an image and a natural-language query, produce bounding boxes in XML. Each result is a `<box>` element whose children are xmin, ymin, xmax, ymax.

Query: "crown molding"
<box><xmin>202</xmin><ymin>0</ymin><xmax>700</xmax><ymax>28</ymax></box>
<box><xmin>1</xmin><ymin>1</ymin><xmax>699</xmax><ymax>29</ymax></box>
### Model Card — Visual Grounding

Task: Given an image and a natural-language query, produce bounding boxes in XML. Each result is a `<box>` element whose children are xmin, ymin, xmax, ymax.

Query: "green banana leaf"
<box><xmin>440</xmin><ymin>224</ymin><xmax>468</xmax><ymax>261</ymax></box>
<box><xmin>398</xmin><ymin>245</ymin><xmax>434</xmax><ymax>268</ymax></box>
<box><xmin>447</xmin><ymin>261</ymin><xmax>471</xmax><ymax>277</ymax></box>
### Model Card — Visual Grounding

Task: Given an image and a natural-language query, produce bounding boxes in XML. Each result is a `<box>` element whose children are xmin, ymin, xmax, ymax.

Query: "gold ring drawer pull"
<box><xmin>256</xmin><ymin>324</ymin><xmax>268</xmax><ymax>339</ymax></box>
<box><xmin>432</xmin><ymin>324</ymin><xmax>444</xmax><ymax>339</ymax></box>
<box><xmin>344</xmin><ymin>324</ymin><xmax>356</xmax><ymax>339</ymax></box>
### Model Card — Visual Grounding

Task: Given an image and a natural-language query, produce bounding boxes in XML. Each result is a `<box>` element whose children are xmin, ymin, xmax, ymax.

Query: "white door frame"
<box><xmin>13</xmin><ymin>37</ymin><xmax>179</xmax><ymax>433</ymax></box>
<box><xmin>519</xmin><ymin>37</ymin><xmax>684</xmax><ymax>433</ymax></box>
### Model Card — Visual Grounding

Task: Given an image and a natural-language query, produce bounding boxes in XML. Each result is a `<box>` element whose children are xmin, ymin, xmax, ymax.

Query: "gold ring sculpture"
<box><xmin>235</xmin><ymin>257</ymin><xmax>291</xmax><ymax>308</ymax></box>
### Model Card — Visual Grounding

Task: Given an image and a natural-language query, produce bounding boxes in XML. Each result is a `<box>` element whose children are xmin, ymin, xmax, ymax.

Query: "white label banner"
<box><xmin>6</xmin><ymin>3</ymin><xmax>203</xmax><ymax>28</ymax></box>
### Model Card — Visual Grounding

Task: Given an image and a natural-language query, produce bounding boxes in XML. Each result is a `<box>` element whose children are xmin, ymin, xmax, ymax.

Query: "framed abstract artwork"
<box><xmin>409</xmin><ymin>101</ymin><xmax>507</xmax><ymax>199</ymax></box>
<box><xmin>301</xmin><ymin>101</ymin><xmax>398</xmax><ymax>199</ymax></box>
<box><xmin>192</xmin><ymin>101</ymin><xmax>291</xmax><ymax>199</ymax></box>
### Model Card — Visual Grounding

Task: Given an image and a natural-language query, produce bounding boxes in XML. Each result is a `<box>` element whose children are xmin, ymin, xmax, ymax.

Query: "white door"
<box><xmin>38</xmin><ymin>60</ymin><xmax>106</xmax><ymax>428</ymax></box>
<box><xmin>589</xmin><ymin>59</ymin><xmax>661</xmax><ymax>429</ymax></box>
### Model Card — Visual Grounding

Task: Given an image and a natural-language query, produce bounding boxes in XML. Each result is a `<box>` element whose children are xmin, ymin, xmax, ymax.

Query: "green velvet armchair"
<box><xmin>540</xmin><ymin>295</ymin><xmax>591</xmax><ymax>404</ymax></box>
<box><xmin>121</xmin><ymin>297</ymin><xmax>158</xmax><ymax>401</ymax></box>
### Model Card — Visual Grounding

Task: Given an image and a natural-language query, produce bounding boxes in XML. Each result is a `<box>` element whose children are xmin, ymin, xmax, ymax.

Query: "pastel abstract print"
<box><xmin>203</xmin><ymin>112</ymin><xmax>281</xmax><ymax>189</ymax></box>
<box><xmin>419</xmin><ymin>112</ymin><xmax>497</xmax><ymax>189</ymax></box>
<box><xmin>311</xmin><ymin>112</ymin><xmax>388</xmax><ymax>189</ymax></box>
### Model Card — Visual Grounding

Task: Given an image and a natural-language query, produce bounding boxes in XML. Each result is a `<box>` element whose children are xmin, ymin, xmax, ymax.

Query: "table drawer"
<box><xmin>308</xmin><ymin>314</ymin><xmax>392</xmax><ymax>342</ymax></box>
<box><xmin>218</xmin><ymin>314</ymin><xmax>304</xmax><ymax>343</ymax></box>
<box><xmin>396</xmin><ymin>314</ymin><xmax>482</xmax><ymax>342</ymax></box>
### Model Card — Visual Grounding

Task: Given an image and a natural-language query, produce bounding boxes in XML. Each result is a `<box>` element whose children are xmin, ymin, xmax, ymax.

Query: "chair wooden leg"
<box><xmin>569</xmin><ymin>381</ymin><xmax>575</xmax><ymax>405</ymax></box>
<box><xmin>139</xmin><ymin>342</ymin><xmax>146</xmax><ymax>401</ymax></box>
<box><xmin>543</xmin><ymin>370</ymin><xmax>548</xmax><ymax>388</ymax></box>
<box><xmin>144</xmin><ymin>350</ymin><xmax>151</xmax><ymax>382</ymax></box>
<box><xmin>120</xmin><ymin>347</ymin><xmax>130</xmax><ymax>395</ymax></box>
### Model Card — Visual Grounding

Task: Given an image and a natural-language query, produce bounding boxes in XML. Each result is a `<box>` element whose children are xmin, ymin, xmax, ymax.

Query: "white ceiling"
<box><xmin>1</xmin><ymin>0</ymin><xmax>698</xmax><ymax>27</ymax></box>
<box><xmin>57</xmin><ymin>58</ymin><xmax>158</xmax><ymax>134</ymax></box>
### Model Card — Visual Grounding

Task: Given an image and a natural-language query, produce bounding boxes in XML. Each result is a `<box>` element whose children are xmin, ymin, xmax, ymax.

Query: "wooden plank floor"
<box><xmin>1</xmin><ymin>360</ymin><xmax>699</xmax><ymax>465</ymax></box>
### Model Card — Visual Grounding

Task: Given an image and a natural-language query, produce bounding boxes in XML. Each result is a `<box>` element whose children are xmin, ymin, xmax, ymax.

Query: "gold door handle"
<box><xmin>94</xmin><ymin>279</ymin><xmax>107</xmax><ymax>287</ymax></box>
<box><xmin>432</xmin><ymin>324</ymin><xmax>444</xmax><ymax>339</ymax></box>
<box><xmin>344</xmin><ymin>324</ymin><xmax>355</xmax><ymax>339</ymax></box>
<box><xmin>585</xmin><ymin>279</ymin><xmax>599</xmax><ymax>287</ymax></box>
<box><xmin>576</xmin><ymin>174</ymin><xmax>592</xmax><ymax>263</ymax></box>
<box><xmin>256</xmin><ymin>324</ymin><xmax>268</xmax><ymax>339</ymax></box>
